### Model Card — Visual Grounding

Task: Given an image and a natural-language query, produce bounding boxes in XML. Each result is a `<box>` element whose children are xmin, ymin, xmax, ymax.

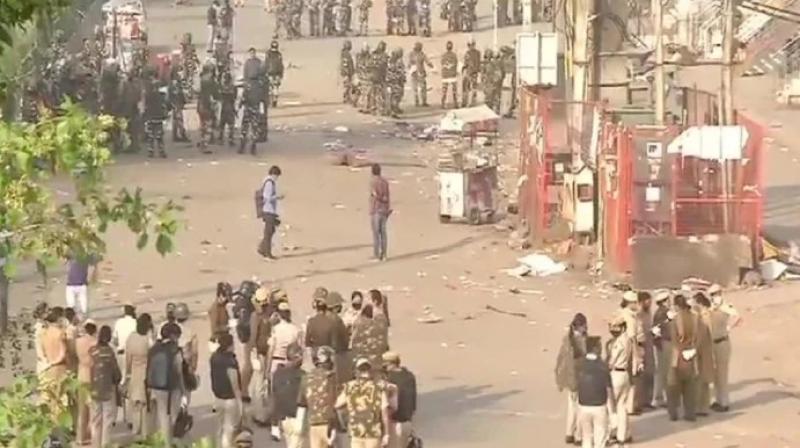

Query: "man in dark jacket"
<box><xmin>555</xmin><ymin>313</ymin><xmax>587</xmax><ymax>445</ymax></box>
<box><xmin>272</xmin><ymin>344</ymin><xmax>305</xmax><ymax>444</ymax></box>
<box><xmin>382</xmin><ymin>351</ymin><xmax>417</xmax><ymax>448</ymax></box>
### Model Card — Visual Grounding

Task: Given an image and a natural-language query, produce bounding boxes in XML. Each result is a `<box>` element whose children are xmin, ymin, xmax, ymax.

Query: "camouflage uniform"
<box><xmin>440</xmin><ymin>43</ymin><xmax>458</xmax><ymax>108</ymax></box>
<box><xmin>142</xmin><ymin>81</ymin><xmax>167</xmax><ymax>158</ymax></box>
<box><xmin>340</xmin><ymin>41</ymin><xmax>355</xmax><ymax>104</ymax></box>
<box><xmin>218</xmin><ymin>76</ymin><xmax>238</xmax><ymax>146</ymax></box>
<box><xmin>180</xmin><ymin>37</ymin><xmax>201</xmax><ymax>99</ymax></box>
<box><xmin>300</xmin><ymin>366</ymin><xmax>338</xmax><ymax>448</ymax></box>
<box><xmin>460</xmin><ymin>0</ymin><xmax>476</xmax><ymax>31</ymax></box>
<box><xmin>408</xmin><ymin>44</ymin><xmax>431</xmax><ymax>106</ymax></box>
<box><xmin>446</xmin><ymin>0</ymin><xmax>460</xmax><ymax>31</ymax></box>
<box><xmin>289</xmin><ymin>0</ymin><xmax>304</xmax><ymax>39</ymax></box>
<box><xmin>500</xmin><ymin>45</ymin><xmax>517</xmax><ymax>117</ymax></box>
<box><xmin>308</xmin><ymin>0</ymin><xmax>321</xmax><ymax>36</ymax></box>
<box><xmin>274</xmin><ymin>1</ymin><xmax>288</xmax><ymax>38</ymax></box>
<box><xmin>322</xmin><ymin>0</ymin><xmax>336</xmax><ymax>35</ymax></box>
<box><xmin>265</xmin><ymin>45</ymin><xmax>284</xmax><ymax>107</ymax></box>
<box><xmin>418</xmin><ymin>0</ymin><xmax>431</xmax><ymax>36</ymax></box>
<box><xmin>334</xmin><ymin>0</ymin><xmax>348</xmax><ymax>36</ymax></box>
<box><xmin>369</xmin><ymin>43</ymin><xmax>389</xmax><ymax>115</ymax></box>
<box><xmin>358</xmin><ymin>0</ymin><xmax>372</xmax><ymax>35</ymax></box>
<box><xmin>461</xmin><ymin>44</ymin><xmax>481</xmax><ymax>107</ymax></box>
<box><xmin>339</xmin><ymin>376</ymin><xmax>388</xmax><ymax>444</ymax></box>
<box><xmin>405</xmin><ymin>0</ymin><xmax>418</xmax><ymax>35</ymax></box>
<box><xmin>240</xmin><ymin>80</ymin><xmax>265</xmax><ymax>154</ymax></box>
<box><xmin>120</xmin><ymin>74</ymin><xmax>143</xmax><ymax>152</ymax></box>
<box><xmin>168</xmin><ymin>70</ymin><xmax>189</xmax><ymax>142</ymax></box>
<box><xmin>482</xmin><ymin>51</ymin><xmax>503</xmax><ymax>114</ymax></box>
<box><xmin>386</xmin><ymin>49</ymin><xmax>406</xmax><ymax>117</ymax></box>
<box><xmin>386</xmin><ymin>0</ymin><xmax>404</xmax><ymax>35</ymax></box>
<box><xmin>197</xmin><ymin>70</ymin><xmax>219</xmax><ymax>152</ymax></box>
<box><xmin>350</xmin><ymin>317</ymin><xmax>389</xmax><ymax>369</ymax></box>
<box><xmin>354</xmin><ymin>46</ymin><xmax>371</xmax><ymax>110</ymax></box>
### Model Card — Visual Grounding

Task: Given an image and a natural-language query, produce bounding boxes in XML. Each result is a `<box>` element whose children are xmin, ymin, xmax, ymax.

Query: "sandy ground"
<box><xmin>3</xmin><ymin>0</ymin><xmax>800</xmax><ymax>446</ymax></box>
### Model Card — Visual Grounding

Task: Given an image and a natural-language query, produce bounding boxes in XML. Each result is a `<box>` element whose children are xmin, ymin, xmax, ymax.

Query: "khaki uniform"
<box><xmin>606</xmin><ymin>334</ymin><xmax>633</xmax><ymax>442</ymax></box>
<box><xmin>75</xmin><ymin>334</ymin><xmax>97</xmax><ymax>444</ymax></box>
<box><xmin>695</xmin><ymin>308</ymin><xmax>715</xmax><ymax>414</ymax></box>
<box><xmin>634</xmin><ymin>308</ymin><xmax>655</xmax><ymax>410</ymax></box>
<box><xmin>619</xmin><ymin>307</ymin><xmax>643</xmax><ymax>413</ymax></box>
<box><xmin>709</xmin><ymin>302</ymin><xmax>738</xmax><ymax>407</ymax></box>
<box><xmin>667</xmin><ymin>309</ymin><xmax>698</xmax><ymax>421</ymax></box>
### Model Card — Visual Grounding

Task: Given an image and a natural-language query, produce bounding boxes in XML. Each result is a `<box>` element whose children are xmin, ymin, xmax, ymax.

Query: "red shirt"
<box><xmin>370</xmin><ymin>176</ymin><xmax>391</xmax><ymax>215</ymax></box>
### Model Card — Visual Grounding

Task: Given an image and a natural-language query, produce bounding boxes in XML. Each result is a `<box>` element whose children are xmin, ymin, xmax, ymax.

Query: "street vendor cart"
<box><xmin>437</xmin><ymin>148</ymin><xmax>499</xmax><ymax>224</ymax></box>
<box><xmin>438</xmin><ymin>104</ymin><xmax>500</xmax><ymax>144</ymax></box>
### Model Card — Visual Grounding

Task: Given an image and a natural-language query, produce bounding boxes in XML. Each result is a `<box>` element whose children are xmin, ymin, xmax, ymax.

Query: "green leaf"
<box><xmin>136</xmin><ymin>233</ymin><xmax>148</xmax><ymax>250</ymax></box>
<box><xmin>155</xmin><ymin>234</ymin><xmax>173</xmax><ymax>256</ymax></box>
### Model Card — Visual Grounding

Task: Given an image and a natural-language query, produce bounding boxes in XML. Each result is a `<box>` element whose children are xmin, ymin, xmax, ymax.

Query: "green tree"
<box><xmin>0</xmin><ymin>0</ymin><xmax>70</xmax><ymax>48</ymax></box>
<box><xmin>0</xmin><ymin>103</ymin><xmax>182</xmax><ymax>333</ymax></box>
<box><xmin>0</xmin><ymin>374</ymin><xmax>80</xmax><ymax>447</ymax></box>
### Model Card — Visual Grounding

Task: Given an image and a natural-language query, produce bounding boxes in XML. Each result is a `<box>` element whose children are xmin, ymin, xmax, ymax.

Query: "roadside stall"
<box><xmin>437</xmin><ymin>147</ymin><xmax>499</xmax><ymax>225</ymax></box>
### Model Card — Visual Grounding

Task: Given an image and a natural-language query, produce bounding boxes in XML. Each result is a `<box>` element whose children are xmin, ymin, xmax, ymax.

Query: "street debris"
<box><xmin>503</xmin><ymin>253</ymin><xmax>567</xmax><ymax>278</ymax></box>
<box><xmin>334</xmin><ymin>126</ymin><xmax>350</xmax><ymax>133</ymax></box>
<box><xmin>417</xmin><ymin>311</ymin><xmax>444</xmax><ymax>324</ymax></box>
<box><xmin>485</xmin><ymin>305</ymin><xmax>527</xmax><ymax>318</ymax></box>
<box><xmin>760</xmin><ymin>259</ymin><xmax>788</xmax><ymax>281</ymax></box>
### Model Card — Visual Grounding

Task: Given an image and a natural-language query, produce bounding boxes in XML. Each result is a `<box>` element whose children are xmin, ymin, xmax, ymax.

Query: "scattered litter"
<box><xmin>417</xmin><ymin>314</ymin><xmax>443</xmax><ymax>324</ymax></box>
<box><xmin>760</xmin><ymin>259</ymin><xmax>787</xmax><ymax>281</ymax></box>
<box><xmin>486</xmin><ymin>305</ymin><xmax>527</xmax><ymax>318</ymax></box>
<box><xmin>210</xmin><ymin>160</ymin><xmax>220</xmax><ymax>166</ymax></box>
<box><xmin>780</xmin><ymin>147</ymin><xmax>789</xmax><ymax>152</ymax></box>
<box><xmin>99</xmin><ymin>279</ymin><xmax>113</xmax><ymax>285</ymax></box>
<box><xmin>200</xmin><ymin>240</ymin><xmax>212</xmax><ymax>245</ymax></box>
<box><xmin>424</xmin><ymin>254</ymin><xmax>440</xmax><ymax>260</ymax></box>
<box><xmin>332</xmin><ymin>203</ymin><xmax>346</xmax><ymax>209</ymax></box>
<box><xmin>284</xmin><ymin>101</ymin><xmax>302</xmax><ymax>106</ymax></box>
<box><xmin>416</xmin><ymin>271</ymin><xmax>427</xmax><ymax>278</ymax></box>
<box><xmin>440</xmin><ymin>342</ymin><xmax>448</xmax><ymax>348</ymax></box>
<box><xmin>508</xmin><ymin>287</ymin><xmax>543</xmax><ymax>295</ymax></box>
<box><xmin>334</xmin><ymin>126</ymin><xmax>350</xmax><ymax>133</ymax></box>
<box><xmin>510</xmin><ymin>371</ymin><xmax>518</xmax><ymax>376</ymax></box>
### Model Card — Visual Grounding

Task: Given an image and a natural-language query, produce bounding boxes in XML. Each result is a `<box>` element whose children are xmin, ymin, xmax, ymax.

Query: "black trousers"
<box><xmin>258</xmin><ymin>214</ymin><xmax>278</xmax><ymax>257</ymax></box>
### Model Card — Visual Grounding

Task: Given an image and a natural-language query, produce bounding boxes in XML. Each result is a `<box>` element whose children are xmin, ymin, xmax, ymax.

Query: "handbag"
<box><xmin>407</xmin><ymin>432</ymin><xmax>423</xmax><ymax>448</ymax></box>
<box><xmin>172</xmin><ymin>405</ymin><xmax>194</xmax><ymax>438</ymax></box>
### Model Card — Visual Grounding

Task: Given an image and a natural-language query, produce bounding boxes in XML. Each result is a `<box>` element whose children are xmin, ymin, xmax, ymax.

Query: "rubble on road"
<box><xmin>485</xmin><ymin>305</ymin><xmax>527</xmax><ymax>318</ymax></box>
<box><xmin>324</xmin><ymin>140</ymin><xmax>370</xmax><ymax>167</ymax></box>
<box><xmin>417</xmin><ymin>306</ymin><xmax>444</xmax><ymax>324</ymax></box>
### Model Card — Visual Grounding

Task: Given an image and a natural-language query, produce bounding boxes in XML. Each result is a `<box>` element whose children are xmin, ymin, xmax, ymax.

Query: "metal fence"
<box><xmin>518</xmin><ymin>87</ymin><xmax>600</xmax><ymax>242</ymax></box>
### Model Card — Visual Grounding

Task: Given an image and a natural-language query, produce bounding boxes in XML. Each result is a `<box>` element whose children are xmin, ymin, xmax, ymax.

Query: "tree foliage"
<box><xmin>0</xmin><ymin>374</ymin><xmax>79</xmax><ymax>447</ymax></box>
<box><xmin>0</xmin><ymin>0</ymin><xmax>70</xmax><ymax>49</ymax></box>
<box><xmin>0</xmin><ymin>102</ymin><xmax>181</xmax><ymax>292</ymax></box>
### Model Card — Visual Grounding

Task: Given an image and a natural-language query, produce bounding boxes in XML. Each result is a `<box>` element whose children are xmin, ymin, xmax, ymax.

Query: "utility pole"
<box><xmin>569</xmin><ymin>0</ymin><xmax>594</xmax><ymax>162</ymax></box>
<box><xmin>720</xmin><ymin>0</ymin><xmax>737</xmax><ymax>232</ymax></box>
<box><xmin>721</xmin><ymin>0</ymin><xmax>736</xmax><ymax>124</ymax></box>
<box><xmin>493</xmin><ymin>0</ymin><xmax>499</xmax><ymax>51</ymax></box>
<box><xmin>653</xmin><ymin>0</ymin><xmax>666</xmax><ymax>125</ymax></box>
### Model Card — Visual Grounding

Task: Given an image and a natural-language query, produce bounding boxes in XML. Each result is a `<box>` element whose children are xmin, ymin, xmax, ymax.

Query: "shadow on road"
<box><xmin>416</xmin><ymin>384</ymin><xmax>522</xmax><ymax>443</ymax></box>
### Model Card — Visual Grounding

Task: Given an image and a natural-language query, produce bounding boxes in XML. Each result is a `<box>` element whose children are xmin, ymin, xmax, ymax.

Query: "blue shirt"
<box><xmin>67</xmin><ymin>259</ymin><xmax>90</xmax><ymax>286</ymax></box>
<box><xmin>262</xmin><ymin>176</ymin><xmax>278</xmax><ymax>215</ymax></box>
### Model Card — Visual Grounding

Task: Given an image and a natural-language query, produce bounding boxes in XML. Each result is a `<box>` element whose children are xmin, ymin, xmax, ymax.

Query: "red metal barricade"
<box><xmin>518</xmin><ymin>87</ymin><xmax>599</xmax><ymax>242</ymax></box>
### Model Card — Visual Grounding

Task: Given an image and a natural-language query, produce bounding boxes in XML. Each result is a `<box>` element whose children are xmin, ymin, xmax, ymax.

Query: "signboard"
<box><xmin>516</xmin><ymin>32</ymin><xmax>558</xmax><ymax>87</ymax></box>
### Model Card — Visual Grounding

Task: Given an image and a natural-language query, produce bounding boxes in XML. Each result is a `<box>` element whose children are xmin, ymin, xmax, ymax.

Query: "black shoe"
<box><xmin>565</xmin><ymin>436</ymin><xmax>574</xmax><ymax>445</ymax></box>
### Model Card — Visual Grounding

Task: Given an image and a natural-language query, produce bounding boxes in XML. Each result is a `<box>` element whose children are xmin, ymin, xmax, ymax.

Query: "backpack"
<box><xmin>90</xmin><ymin>345</ymin><xmax>121</xmax><ymax>400</ymax></box>
<box><xmin>233</xmin><ymin>292</ymin><xmax>255</xmax><ymax>343</ymax></box>
<box><xmin>254</xmin><ymin>178</ymin><xmax>274</xmax><ymax>219</ymax></box>
<box><xmin>146</xmin><ymin>341</ymin><xmax>179</xmax><ymax>391</ymax></box>
<box><xmin>389</xmin><ymin>368</ymin><xmax>416</xmax><ymax>422</ymax></box>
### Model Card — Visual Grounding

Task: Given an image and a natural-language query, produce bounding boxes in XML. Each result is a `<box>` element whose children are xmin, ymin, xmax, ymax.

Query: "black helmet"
<box><xmin>270</xmin><ymin>40</ymin><xmax>279</xmax><ymax>50</ymax></box>
<box><xmin>376</xmin><ymin>41</ymin><xmax>387</xmax><ymax>52</ymax></box>
<box><xmin>343</xmin><ymin>40</ymin><xmax>352</xmax><ymax>50</ymax></box>
<box><xmin>446</xmin><ymin>41</ymin><xmax>453</xmax><ymax>51</ymax></box>
<box><xmin>238</xmin><ymin>280</ymin><xmax>259</xmax><ymax>299</ymax></box>
<box><xmin>414</xmin><ymin>42</ymin><xmax>422</xmax><ymax>51</ymax></box>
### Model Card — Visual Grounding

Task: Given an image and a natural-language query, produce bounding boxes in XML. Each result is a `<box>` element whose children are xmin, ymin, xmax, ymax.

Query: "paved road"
<box><xmin>3</xmin><ymin>1</ymin><xmax>800</xmax><ymax>447</ymax></box>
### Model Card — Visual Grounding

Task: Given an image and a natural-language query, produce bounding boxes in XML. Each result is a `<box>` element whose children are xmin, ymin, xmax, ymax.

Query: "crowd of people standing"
<box><xmin>32</xmin><ymin>272</ymin><xmax>418</xmax><ymax>448</ymax></box>
<box><xmin>555</xmin><ymin>284</ymin><xmax>741</xmax><ymax>447</ymax></box>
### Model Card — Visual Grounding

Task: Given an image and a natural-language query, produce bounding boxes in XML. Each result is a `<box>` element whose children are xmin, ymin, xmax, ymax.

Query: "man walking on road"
<box><xmin>210</xmin><ymin>333</ymin><xmax>244</xmax><ymax>448</ymax></box>
<box><xmin>258</xmin><ymin>166</ymin><xmax>283</xmax><ymax>259</ymax></box>
<box><xmin>90</xmin><ymin>325</ymin><xmax>122</xmax><ymax>448</ymax></box>
<box><xmin>147</xmin><ymin>322</ymin><xmax>187</xmax><ymax>444</ymax></box>
<box><xmin>66</xmin><ymin>255</ymin><xmax>98</xmax><ymax>317</ymax></box>
<box><xmin>382</xmin><ymin>351</ymin><xmax>417</xmax><ymax>448</ymax></box>
<box><xmin>369</xmin><ymin>163</ymin><xmax>391</xmax><ymax>261</ymax></box>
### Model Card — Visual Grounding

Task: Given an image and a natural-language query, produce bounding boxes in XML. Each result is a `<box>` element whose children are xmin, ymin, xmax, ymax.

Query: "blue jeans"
<box><xmin>371</xmin><ymin>213</ymin><xmax>388</xmax><ymax>259</ymax></box>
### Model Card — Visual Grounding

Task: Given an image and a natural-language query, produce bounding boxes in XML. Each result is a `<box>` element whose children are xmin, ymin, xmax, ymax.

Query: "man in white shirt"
<box><xmin>266</xmin><ymin>301</ymin><xmax>302</xmax><ymax>441</ymax></box>
<box><xmin>113</xmin><ymin>305</ymin><xmax>137</xmax><ymax>355</ymax></box>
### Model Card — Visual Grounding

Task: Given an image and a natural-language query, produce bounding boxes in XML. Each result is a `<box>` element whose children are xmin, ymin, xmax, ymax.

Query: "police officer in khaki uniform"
<box><xmin>298</xmin><ymin>346</ymin><xmax>339</xmax><ymax>448</ymax></box>
<box><xmin>606</xmin><ymin>315</ymin><xmax>633</xmax><ymax>445</ymax></box>
<box><xmin>634</xmin><ymin>291</ymin><xmax>655</xmax><ymax>413</ymax></box>
<box><xmin>650</xmin><ymin>289</ymin><xmax>672</xmax><ymax>408</ymax></box>
<box><xmin>707</xmin><ymin>284</ymin><xmax>740</xmax><ymax>412</ymax></box>
<box><xmin>335</xmin><ymin>357</ymin><xmax>392</xmax><ymax>448</ymax></box>
<box><xmin>619</xmin><ymin>290</ymin><xmax>644</xmax><ymax>415</ymax></box>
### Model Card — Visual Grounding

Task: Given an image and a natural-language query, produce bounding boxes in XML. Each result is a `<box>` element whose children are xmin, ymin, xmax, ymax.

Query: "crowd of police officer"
<box><xmin>338</xmin><ymin>37</ymin><xmax>519</xmax><ymax>118</ymax></box>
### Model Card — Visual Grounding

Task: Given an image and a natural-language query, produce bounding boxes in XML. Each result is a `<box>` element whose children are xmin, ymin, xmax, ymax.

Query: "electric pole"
<box><xmin>721</xmin><ymin>0</ymin><xmax>736</xmax><ymax>124</ymax></box>
<box><xmin>653</xmin><ymin>0</ymin><xmax>665</xmax><ymax>125</ymax></box>
<box><xmin>569</xmin><ymin>0</ymin><xmax>594</xmax><ymax>162</ymax></box>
